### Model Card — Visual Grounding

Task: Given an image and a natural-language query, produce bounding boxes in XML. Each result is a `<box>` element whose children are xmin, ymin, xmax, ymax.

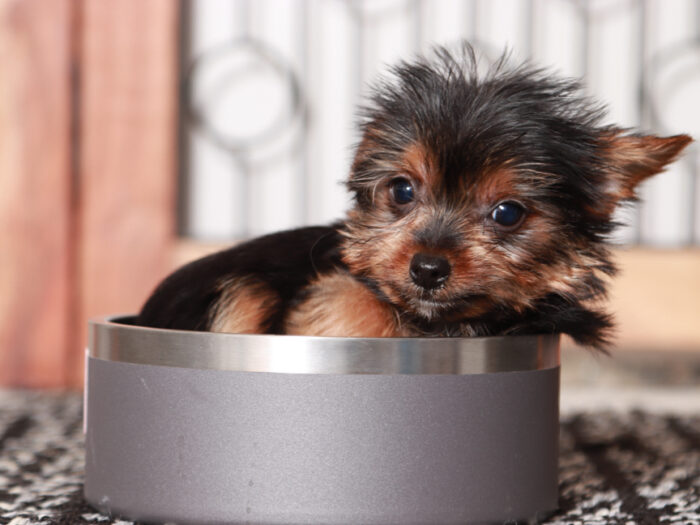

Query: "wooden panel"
<box><xmin>559</xmin><ymin>248</ymin><xmax>700</xmax><ymax>353</ymax></box>
<box><xmin>177</xmin><ymin>241</ymin><xmax>700</xmax><ymax>354</ymax></box>
<box><xmin>76</xmin><ymin>0</ymin><xmax>179</xmax><ymax>387</ymax></box>
<box><xmin>0</xmin><ymin>0</ymin><xmax>73</xmax><ymax>388</ymax></box>
<box><xmin>605</xmin><ymin>248</ymin><xmax>700</xmax><ymax>352</ymax></box>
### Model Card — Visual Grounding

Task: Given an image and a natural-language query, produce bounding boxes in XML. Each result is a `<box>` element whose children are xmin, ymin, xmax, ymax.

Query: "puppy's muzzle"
<box><xmin>410</xmin><ymin>253</ymin><xmax>451</xmax><ymax>290</ymax></box>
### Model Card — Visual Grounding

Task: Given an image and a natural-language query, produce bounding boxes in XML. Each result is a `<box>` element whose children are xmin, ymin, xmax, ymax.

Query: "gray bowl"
<box><xmin>84</xmin><ymin>316</ymin><xmax>560</xmax><ymax>524</ymax></box>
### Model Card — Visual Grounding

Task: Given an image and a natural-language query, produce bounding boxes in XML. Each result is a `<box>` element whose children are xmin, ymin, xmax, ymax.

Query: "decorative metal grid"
<box><xmin>179</xmin><ymin>0</ymin><xmax>700</xmax><ymax>246</ymax></box>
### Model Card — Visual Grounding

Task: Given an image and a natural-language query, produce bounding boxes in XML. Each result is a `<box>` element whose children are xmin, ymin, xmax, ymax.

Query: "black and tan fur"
<box><xmin>138</xmin><ymin>44</ymin><xmax>691</xmax><ymax>349</ymax></box>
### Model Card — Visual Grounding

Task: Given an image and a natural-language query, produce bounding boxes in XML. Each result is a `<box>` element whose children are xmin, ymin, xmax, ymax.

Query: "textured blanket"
<box><xmin>0</xmin><ymin>390</ymin><xmax>698</xmax><ymax>524</ymax></box>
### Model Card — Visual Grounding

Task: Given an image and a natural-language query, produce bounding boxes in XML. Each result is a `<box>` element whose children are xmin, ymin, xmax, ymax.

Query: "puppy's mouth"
<box><xmin>406</xmin><ymin>288</ymin><xmax>492</xmax><ymax>321</ymax></box>
<box><xmin>412</xmin><ymin>295</ymin><xmax>452</xmax><ymax>319</ymax></box>
<box><xmin>400</xmin><ymin>285</ymin><xmax>452</xmax><ymax>318</ymax></box>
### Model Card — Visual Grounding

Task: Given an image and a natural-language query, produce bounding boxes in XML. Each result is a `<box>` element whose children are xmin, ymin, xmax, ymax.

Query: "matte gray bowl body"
<box><xmin>85</xmin><ymin>316</ymin><xmax>560</xmax><ymax>524</ymax></box>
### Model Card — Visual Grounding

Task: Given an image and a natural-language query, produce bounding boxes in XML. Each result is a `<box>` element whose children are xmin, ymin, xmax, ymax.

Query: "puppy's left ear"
<box><xmin>599</xmin><ymin>131</ymin><xmax>692</xmax><ymax>205</ymax></box>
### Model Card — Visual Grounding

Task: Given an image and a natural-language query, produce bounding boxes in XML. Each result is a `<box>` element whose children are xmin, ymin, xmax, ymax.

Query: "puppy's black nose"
<box><xmin>409</xmin><ymin>253</ymin><xmax>451</xmax><ymax>290</ymax></box>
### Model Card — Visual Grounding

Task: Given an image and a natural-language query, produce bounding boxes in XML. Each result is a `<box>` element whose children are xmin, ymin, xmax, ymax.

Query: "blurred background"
<box><xmin>0</xmin><ymin>0</ymin><xmax>698</xmax><ymax>390</ymax></box>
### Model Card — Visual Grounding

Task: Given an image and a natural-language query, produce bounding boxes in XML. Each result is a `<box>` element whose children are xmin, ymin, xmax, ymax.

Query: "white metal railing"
<box><xmin>180</xmin><ymin>0</ymin><xmax>700</xmax><ymax>246</ymax></box>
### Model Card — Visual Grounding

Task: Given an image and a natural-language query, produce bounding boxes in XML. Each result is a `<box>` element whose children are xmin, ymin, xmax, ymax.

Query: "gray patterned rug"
<box><xmin>0</xmin><ymin>390</ymin><xmax>698</xmax><ymax>524</ymax></box>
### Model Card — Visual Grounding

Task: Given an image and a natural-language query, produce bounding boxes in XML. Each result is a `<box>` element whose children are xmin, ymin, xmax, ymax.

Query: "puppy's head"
<box><xmin>341</xmin><ymin>44</ymin><xmax>691</xmax><ymax>346</ymax></box>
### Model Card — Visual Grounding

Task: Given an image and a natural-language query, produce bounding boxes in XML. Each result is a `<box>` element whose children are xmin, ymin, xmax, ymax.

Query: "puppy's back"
<box><xmin>137</xmin><ymin>225</ymin><xmax>343</xmax><ymax>332</ymax></box>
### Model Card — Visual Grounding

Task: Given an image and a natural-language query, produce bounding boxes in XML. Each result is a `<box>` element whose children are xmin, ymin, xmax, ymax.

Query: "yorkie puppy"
<box><xmin>138</xmin><ymin>45</ymin><xmax>691</xmax><ymax>350</ymax></box>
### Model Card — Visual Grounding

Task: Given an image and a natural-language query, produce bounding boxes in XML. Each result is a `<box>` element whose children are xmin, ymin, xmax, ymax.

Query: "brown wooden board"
<box><xmin>0</xmin><ymin>0</ymin><xmax>73</xmax><ymax>388</ymax></box>
<box><xmin>0</xmin><ymin>0</ymin><xmax>178</xmax><ymax>388</ymax></box>
<box><xmin>177</xmin><ymin>242</ymin><xmax>700</xmax><ymax>354</ymax></box>
<box><xmin>75</xmin><ymin>0</ymin><xmax>178</xmax><ymax>387</ymax></box>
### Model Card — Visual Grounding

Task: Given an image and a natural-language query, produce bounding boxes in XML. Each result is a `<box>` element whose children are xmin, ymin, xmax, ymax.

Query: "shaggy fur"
<box><xmin>138</xmin><ymin>44</ymin><xmax>691</xmax><ymax>349</ymax></box>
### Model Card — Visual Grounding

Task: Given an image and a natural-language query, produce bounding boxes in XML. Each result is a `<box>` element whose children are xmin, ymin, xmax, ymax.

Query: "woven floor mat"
<box><xmin>0</xmin><ymin>390</ymin><xmax>698</xmax><ymax>524</ymax></box>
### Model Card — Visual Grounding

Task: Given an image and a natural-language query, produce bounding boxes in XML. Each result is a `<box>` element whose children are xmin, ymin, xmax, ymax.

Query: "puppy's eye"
<box><xmin>490</xmin><ymin>201</ymin><xmax>525</xmax><ymax>229</ymax></box>
<box><xmin>389</xmin><ymin>178</ymin><xmax>415</xmax><ymax>205</ymax></box>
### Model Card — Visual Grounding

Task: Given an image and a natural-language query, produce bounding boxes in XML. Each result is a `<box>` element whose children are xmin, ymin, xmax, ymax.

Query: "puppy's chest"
<box><xmin>284</xmin><ymin>271</ymin><xmax>407</xmax><ymax>337</ymax></box>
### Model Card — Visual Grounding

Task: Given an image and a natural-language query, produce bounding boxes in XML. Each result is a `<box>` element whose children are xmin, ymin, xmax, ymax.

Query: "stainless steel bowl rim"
<box><xmin>89</xmin><ymin>315</ymin><xmax>560</xmax><ymax>375</ymax></box>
